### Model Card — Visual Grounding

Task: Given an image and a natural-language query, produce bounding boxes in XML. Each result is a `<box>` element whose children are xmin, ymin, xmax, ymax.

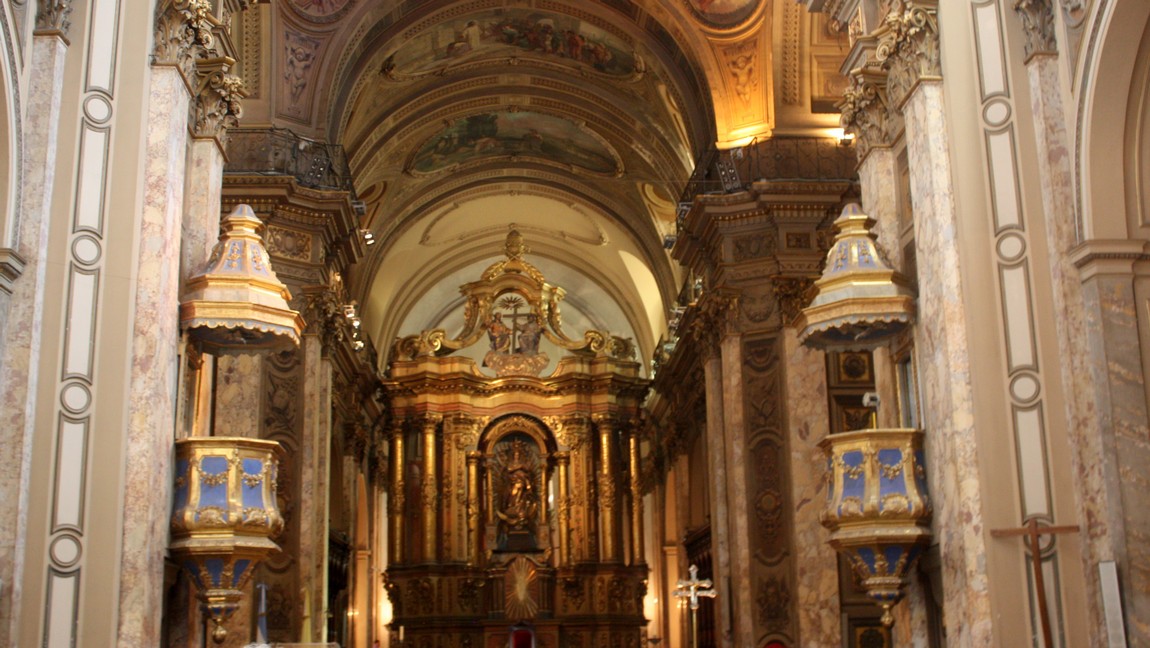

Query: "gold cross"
<box><xmin>991</xmin><ymin>518</ymin><xmax>1079</xmax><ymax>648</ymax></box>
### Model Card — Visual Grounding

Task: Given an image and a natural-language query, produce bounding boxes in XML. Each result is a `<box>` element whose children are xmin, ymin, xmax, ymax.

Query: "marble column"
<box><xmin>701</xmin><ymin>350</ymin><xmax>734</xmax><ymax>648</ymax></box>
<box><xmin>1071</xmin><ymin>243</ymin><xmax>1150</xmax><ymax>647</ymax></box>
<box><xmin>1024</xmin><ymin>45</ymin><xmax>1115</xmax><ymax>643</ymax></box>
<box><xmin>212</xmin><ymin>353</ymin><xmax>264</xmax><ymax>436</ymax></box>
<box><xmin>421</xmin><ymin>417</ymin><xmax>439</xmax><ymax>563</ymax></box>
<box><xmin>718</xmin><ymin>333</ymin><xmax>755</xmax><ymax>648</ymax></box>
<box><xmin>0</xmin><ymin>30</ymin><xmax>67</xmax><ymax>647</ymax></box>
<box><xmin>299</xmin><ymin>333</ymin><xmax>332</xmax><ymax>642</ymax></box>
<box><xmin>781</xmin><ymin>331</ymin><xmax>841</xmax><ymax>647</ymax></box>
<box><xmin>597</xmin><ymin>416</ymin><xmax>621</xmax><ymax>563</ymax></box>
<box><xmin>900</xmin><ymin>78</ymin><xmax>994</xmax><ymax>647</ymax></box>
<box><xmin>116</xmin><ymin>59</ymin><xmax>192</xmax><ymax>647</ymax></box>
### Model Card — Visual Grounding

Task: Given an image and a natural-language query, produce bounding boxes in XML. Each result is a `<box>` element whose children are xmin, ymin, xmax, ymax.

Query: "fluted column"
<box><xmin>627</xmin><ymin>429</ymin><xmax>644</xmax><ymax>566</ymax></box>
<box><xmin>466</xmin><ymin>451</ymin><xmax>482</xmax><ymax>566</ymax></box>
<box><xmin>389</xmin><ymin>425</ymin><xmax>405</xmax><ymax>564</ymax></box>
<box><xmin>555</xmin><ymin>451</ymin><xmax>571</xmax><ymax>566</ymax></box>
<box><xmin>596</xmin><ymin>416</ymin><xmax>621</xmax><ymax>563</ymax></box>
<box><xmin>421</xmin><ymin>417</ymin><xmax>439</xmax><ymax>562</ymax></box>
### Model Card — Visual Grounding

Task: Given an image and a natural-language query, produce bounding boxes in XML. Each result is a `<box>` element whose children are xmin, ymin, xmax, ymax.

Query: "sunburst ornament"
<box><xmin>504</xmin><ymin>556</ymin><xmax>539</xmax><ymax>621</ymax></box>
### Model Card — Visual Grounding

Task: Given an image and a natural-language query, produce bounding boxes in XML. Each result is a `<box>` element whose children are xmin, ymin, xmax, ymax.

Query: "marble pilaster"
<box><xmin>0</xmin><ymin>31</ymin><xmax>66</xmax><ymax>648</ymax></box>
<box><xmin>718</xmin><ymin>333</ymin><xmax>755</xmax><ymax>648</ymax></box>
<box><xmin>701</xmin><ymin>351</ymin><xmax>734</xmax><ymax>648</ymax></box>
<box><xmin>901</xmin><ymin>80</ymin><xmax>993</xmax><ymax>646</ymax></box>
<box><xmin>116</xmin><ymin>63</ymin><xmax>190</xmax><ymax>647</ymax></box>
<box><xmin>181</xmin><ymin>138</ymin><xmax>225</xmax><ymax>285</ymax></box>
<box><xmin>1026</xmin><ymin>52</ymin><xmax>1114</xmax><ymax>645</ymax></box>
<box><xmin>299</xmin><ymin>333</ymin><xmax>332</xmax><ymax>641</ymax></box>
<box><xmin>1072</xmin><ymin>243</ymin><xmax>1150</xmax><ymax>648</ymax></box>
<box><xmin>781</xmin><ymin>331</ymin><xmax>841</xmax><ymax>647</ymax></box>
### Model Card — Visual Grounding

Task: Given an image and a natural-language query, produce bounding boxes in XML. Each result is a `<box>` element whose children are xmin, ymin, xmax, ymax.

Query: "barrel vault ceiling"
<box><xmin>234</xmin><ymin>0</ymin><xmax>849</xmax><ymax>368</ymax></box>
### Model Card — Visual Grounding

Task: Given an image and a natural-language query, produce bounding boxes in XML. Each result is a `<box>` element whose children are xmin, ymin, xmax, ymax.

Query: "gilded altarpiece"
<box><xmin>383</xmin><ymin>232</ymin><xmax>648</xmax><ymax>648</ymax></box>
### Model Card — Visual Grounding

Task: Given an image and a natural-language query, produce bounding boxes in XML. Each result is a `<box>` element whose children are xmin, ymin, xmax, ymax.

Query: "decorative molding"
<box><xmin>875</xmin><ymin>0</ymin><xmax>940</xmax><ymax>109</ymax></box>
<box><xmin>153</xmin><ymin>0</ymin><xmax>218</xmax><ymax>81</ymax></box>
<box><xmin>192</xmin><ymin>56</ymin><xmax>245</xmax><ymax>142</ymax></box>
<box><xmin>840</xmin><ymin>67</ymin><xmax>903</xmax><ymax>160</ymax></box>
<box><xmin>1013</xmin><ymin>0</ymin><xmax>1057</xmax><ymax>61</ymax></box>
<box><xmin>0</xmin><ymin>248</ymin><xmax>27</xmax><ymax>295</ymax></box>
<box><xmin>34</xmin><ymin>0</ymin><xmax>73</xmax><ymax>38</ymax></box>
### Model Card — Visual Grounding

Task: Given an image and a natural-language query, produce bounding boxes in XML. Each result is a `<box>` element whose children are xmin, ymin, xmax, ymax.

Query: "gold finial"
<box><xmin>505</xmin><ymin>225</ymin><xmax>527</xmax><ymax>260</ymax></box>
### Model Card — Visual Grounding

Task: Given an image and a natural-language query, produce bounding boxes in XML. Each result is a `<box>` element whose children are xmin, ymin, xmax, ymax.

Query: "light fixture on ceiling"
<box><xmin>362</xmin><ymin>229</ymin><xmax>375</xmax><ymax>245</ymax></box>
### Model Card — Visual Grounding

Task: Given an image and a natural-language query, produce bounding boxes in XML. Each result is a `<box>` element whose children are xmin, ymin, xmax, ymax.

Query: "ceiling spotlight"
<box><xmin>362</xmin><ymin>229</ymin><xmax>376</xmax><ymax>245</ymax></box>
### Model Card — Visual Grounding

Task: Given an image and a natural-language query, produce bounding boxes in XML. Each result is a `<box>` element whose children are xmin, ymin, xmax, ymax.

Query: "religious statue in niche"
<box><xmin>491</xmin><ymin>435</ymin><xmax>543</xmax><ymax>552</ymax></box>
<box><xmin>483</xmin><ymin>294</ymin><xmax>549</xmax><ymax>376</ymax></box>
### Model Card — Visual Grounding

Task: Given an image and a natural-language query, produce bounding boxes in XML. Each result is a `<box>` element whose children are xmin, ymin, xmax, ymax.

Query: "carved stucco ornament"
<box><xmin>795</xmin><ymin>203</ymin><xmax>915</xmax><ymax>351</ymax></box>
<box><xmin>1013</xmin><ymin>0</ymin><xmax>1057</xmax><ymax>60</ymax></box>
<box><xmin>839</xmin><ymin>66</ymin><xmax>903</xmax><ymax>161</ymax></box>
<box><xmin>193</xmin><ymin>56</ymin><xmax>246</xmax><ymax>142</ymax></box>
<box><xmin>154</xmin><ymin>0</ymin><xmax>218</xmax><ymax>80</ymax></box>
<box><xmin>392</xmin><ymin>228</ymin><xmax>636</xmax><ymax>372</ymax></box>
<box><xmin>35</xmin><ymin>0</ymin><xmax>72</xmax><ymax>36</ymax></box>
<box><xmin>874</xmin><ymin>0</ymin><xmax>940</xmax><ymax>109</ymax></box>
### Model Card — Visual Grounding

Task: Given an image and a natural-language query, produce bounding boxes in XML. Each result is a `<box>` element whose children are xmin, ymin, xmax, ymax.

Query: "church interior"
<box><xmin>0</xmin><ymin>0</ymin><xmax>1148</xmax><ymax>647</ymax></box>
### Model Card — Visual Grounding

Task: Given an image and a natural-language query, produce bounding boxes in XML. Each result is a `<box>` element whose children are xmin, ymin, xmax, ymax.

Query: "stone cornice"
<box><xmin>1013</xmin><ymin>0</ymin><xmax>1057</xmax><ymax>62</ymax></box>
<box><xmin>1070</xmin><ymin>239</ymin><xmax>1150</xmax><ymax>281</ymax></box>
<box><xmin>875</xmin><ymin>0</ymin><xmax>941</xmax><ymax>110</ymax></box>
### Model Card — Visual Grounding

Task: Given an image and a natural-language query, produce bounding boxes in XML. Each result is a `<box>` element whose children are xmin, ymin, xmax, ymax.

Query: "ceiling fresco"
<box><xmin>408</xmin><ymin>111</ymin><xmax>621</xmax><ymax>176</ymax></box>
<box><xmin>688</xmin><ymin>0</ymin><xmax>760</xmax><ymax>27</ymax></box>
<box><xmin>382</xmin><ymin>8</ymin><xmax>641</xmax><ymax>79</ymax></box>
<box><xmin>228</xmin><ymin>0</ymin><xmax>848</xmax><ymax>363</ymax></box>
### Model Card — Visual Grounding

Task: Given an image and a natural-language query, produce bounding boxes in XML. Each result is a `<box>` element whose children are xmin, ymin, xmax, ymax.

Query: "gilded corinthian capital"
<box><xmin>839</xmin><ymin>66</ymin><xmax>903</xmax><ymax>161</ymax></box>
<box><xmin>875</xmin><ymin>0</ymin><xmax>940</xmax><ymax>109</ymax></box>
<box><xmin>1013</xmin><ymin>0</ymin><xmax>1057</xmax><ymax>60</ymax></box>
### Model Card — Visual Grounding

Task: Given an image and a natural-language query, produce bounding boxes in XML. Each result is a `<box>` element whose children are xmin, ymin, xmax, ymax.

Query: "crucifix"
<box><xmin>673</xmin><ymin>564</ymin><xmax>716</xmax><ymax>648</ymax></box>
<box><xmin>990</xmin><ymin>518</ymin><xmax>1079</xmax><ymax>648</ymax></box>
<box><xmin>495</xmin><ymin>295</ymin><xmax>531</xmax><ymax>353</ymax></box>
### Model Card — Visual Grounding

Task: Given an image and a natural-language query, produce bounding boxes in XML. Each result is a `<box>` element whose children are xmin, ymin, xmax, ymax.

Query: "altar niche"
<box><xmin>480</xmin><ymin>417</ymin><xmax>556</xmax><ymax>558</ymax></box>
